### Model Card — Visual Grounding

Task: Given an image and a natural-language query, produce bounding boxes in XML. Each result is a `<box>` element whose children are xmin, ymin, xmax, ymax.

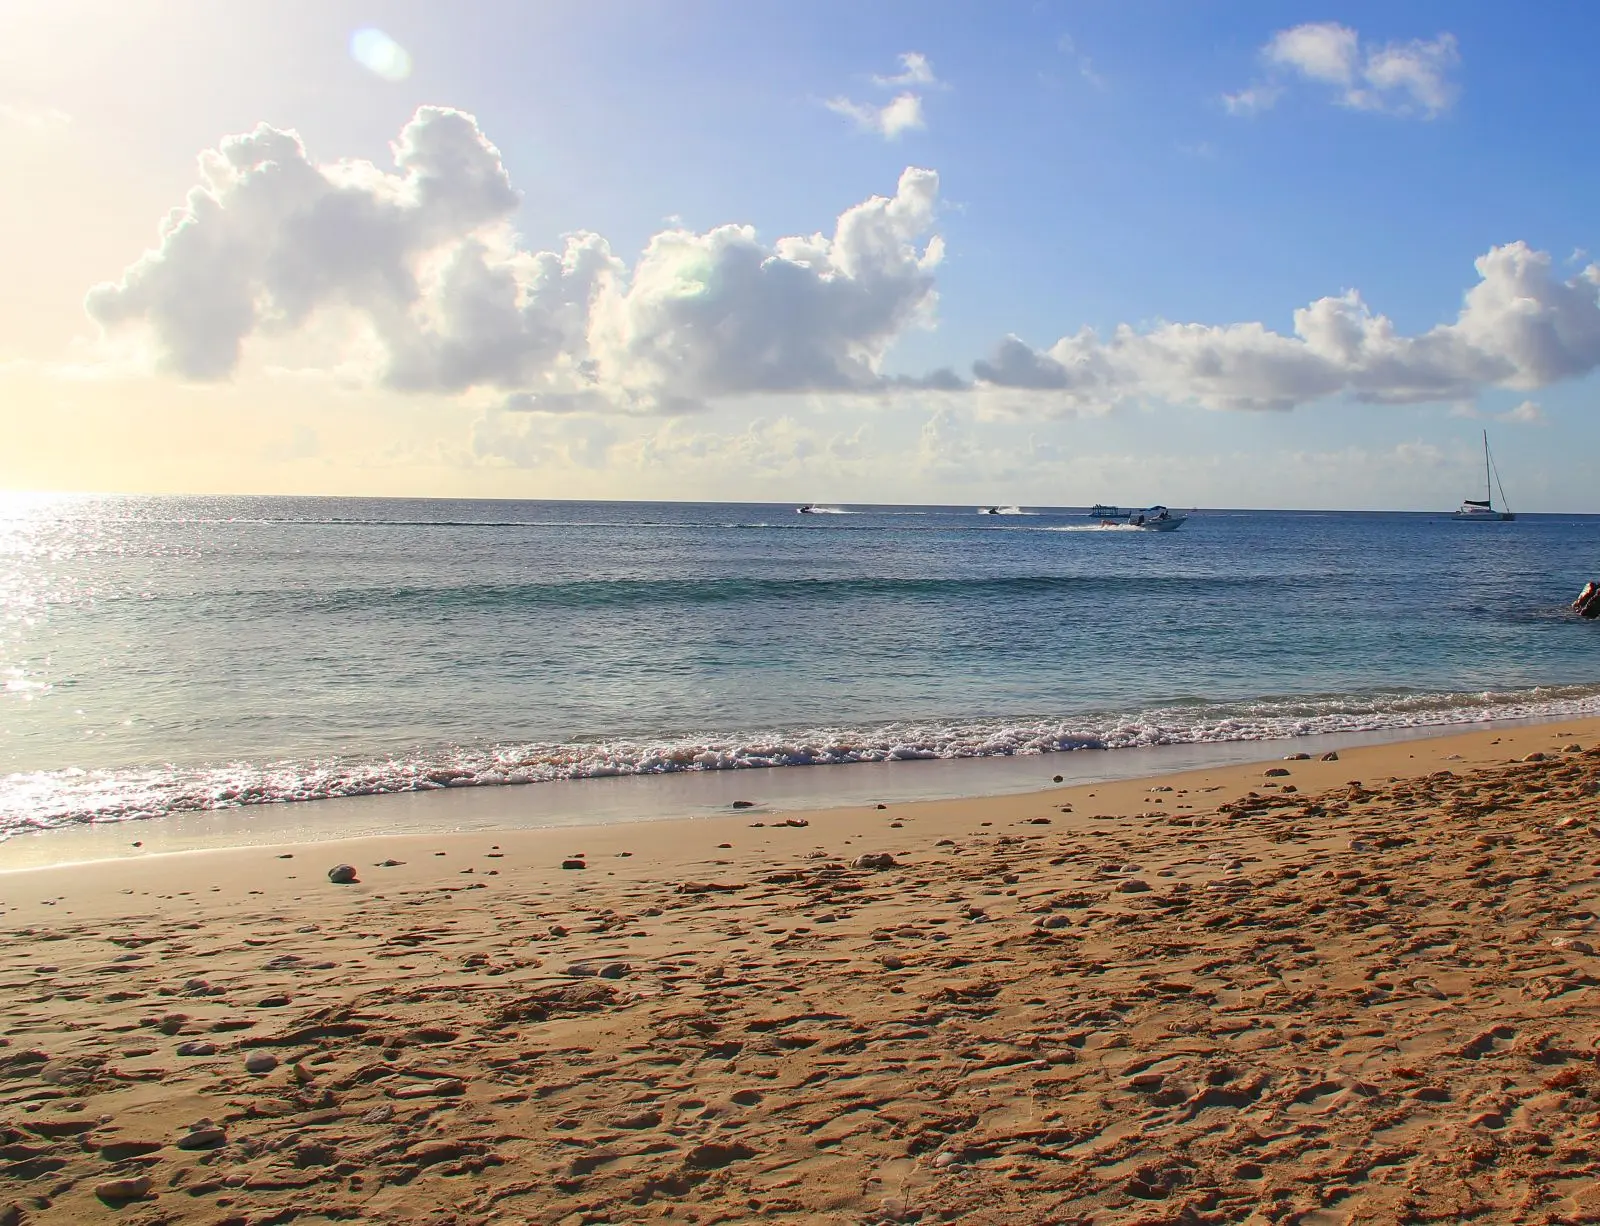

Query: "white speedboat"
<box><xmin>1126</xmin><ymin>506</ymin><xmax>1186</xmax><ymax>531</ymax></box>
<box><xmin>1454</xmin><ymin>432</ymin><xmax>1515</xmax><ymax>521</ymax></box>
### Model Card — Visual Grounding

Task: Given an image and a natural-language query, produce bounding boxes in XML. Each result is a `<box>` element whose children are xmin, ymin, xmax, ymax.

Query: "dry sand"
<box><xmin>4</xmin><ymin>719</ymin><xmax>1600</xmax><ymax>1224</ymax></box>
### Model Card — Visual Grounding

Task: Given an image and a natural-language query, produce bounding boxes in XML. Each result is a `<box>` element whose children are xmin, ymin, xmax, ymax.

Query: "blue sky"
<box><xmin>2</xmin><ymin>0</ymin><xmax>1598</xmax><ymax>508</ymax></box>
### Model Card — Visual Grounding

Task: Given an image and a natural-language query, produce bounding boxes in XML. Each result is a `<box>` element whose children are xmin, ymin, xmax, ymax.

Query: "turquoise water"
<box><xmin>2</xmin><ymin>494</ymin><xmax>1597</xmax><ymax>837</ymax></box>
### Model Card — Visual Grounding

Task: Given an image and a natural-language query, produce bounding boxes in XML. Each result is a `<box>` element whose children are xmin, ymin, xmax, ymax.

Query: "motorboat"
<box><xmin>1454</xmin><ymin>431</ymin><xmax>1515</xmax><ymax>520</ymax></box>
<box><xmin>1121</xmin><ymin>506</ymin><xmax>1187</xmax><ymax>531</ymax></box>
<box><xmin>796</xmin><ymin>504</ymin><xmax>816</xmax><ymax>514</ymax></box>
<box><xmin>979</xmin><ymin>506</ymin><xmax>1000</xmax><ymax>515</ymax></box>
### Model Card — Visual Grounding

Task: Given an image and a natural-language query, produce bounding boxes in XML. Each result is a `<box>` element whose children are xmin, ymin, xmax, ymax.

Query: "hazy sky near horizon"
<box><xmin>4</xmin><ymin>0</ymin><xmax>1599</xmax><ymax>509</ymax></box>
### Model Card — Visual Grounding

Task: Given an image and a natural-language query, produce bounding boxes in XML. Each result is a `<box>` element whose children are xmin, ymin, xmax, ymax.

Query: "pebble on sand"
<box><xmin>1115</xmin><ymin>879</ymin><xmax>1152</xmax><ymax>893</ymax></box>
<box><xmin>327</xmin><ymin>864</ymin><xmax>358</xmax><ymax>884</ymax></box>
<box><xmin>244</xmin><ymin>1052</ymin><xmax>279</xmax><ymax>1075</ymax></box>
<box><xmin>1321</xmin><ymin>750</ymin><xmax>1340</xmax><ymax>761</ymax></box>
<box><xmin>852</xmin><ymin>853</ymin><xmax>898</xmax><ymax>870</ymax></box>
<box><xmin>561</xmin><ymin>859</ymin><xmax>587</xmax><ymax>870</ymax></box>
<box><xmin>94</xmin><ymin>1177</ymin><xmax>152</xmax><ymax>1203</ymax></box>
<box><xmin>177</xmin><ymin>1123</ymin><xmax>226</xmax><ymax>1150</ymax></box>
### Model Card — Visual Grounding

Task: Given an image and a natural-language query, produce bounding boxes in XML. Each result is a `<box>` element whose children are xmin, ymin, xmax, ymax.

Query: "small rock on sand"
<box><xmin>599</xmin><ymin>962</ymin><xmax>630</xmax><ymax>979</ymax></box>
<box><xmin>561</xmin><ymin>859</ymin><xmax>587</xmax><ymax>870</ymax></box>
<box><xmin>94</xmin><ymin>1177</ymin><xmax>152</xmax><ymax>1204</ymax></box>
<box><xmin>1264</xmin><ymin>767</ymin><xmax>1291</xmax><ymax>777</ymax></box>
<box><xmin>852</xmin><ymin>853</ymin><xmax>897</xmax><ymax>870</ymax></box>
<box><xmin>880</xmin><ymin>953</ymin><xmax>905</xmax><ymax>970</ymax></box>
<box><xmin>244</xmin><ymin>1052</ymin><xmax>278</xmax><ymax>1075</ymax></box>
<box><xmin>1321</xmin><ymin>751</ymin><xmax>1340</xmax><ymax>761</ymax></box>
<box><xmin>1524</xmin><ymin>752</ymin><xmax>1547</xmax><ymax>762</ymax></box>
<box><xmin>1552</xmin><ymin>937</ymin><xmax>1595</xmax><ymax>954</ymax></box>
<box><xmin>327</xmin><ymin>864</ymin><xmax>358</xmax><ymax>884</ymax></box>
<box><xmin>177</xmin><ymin>1124</ymin><xmax>226</xmax><ymax>1150</ymax></box>
<box><xmin>175</xmin><ymin>1041</ymin><xmax>217</xmax><ymax>1057</ymax></box>
<box><xmin>1284</xmin><ymin>752</ymin><xmax>1311</xmax><ymax>760</ymax></box>
<box><xmin>1115</xmin><ymin>879</ymin><xmax>1151</xmax><ymax>893</ymax></box>
<box><xmin>1034</xmin><ymin>914</ymin><xmax>1071</xmax><ymax>929</ymax></box>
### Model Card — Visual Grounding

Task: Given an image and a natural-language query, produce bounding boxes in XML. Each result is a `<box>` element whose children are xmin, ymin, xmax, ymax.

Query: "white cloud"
<box><xmin>828</xmin><ymin>52</ymin><xmax>937</xmax><ymax>140</ymax></box>
<box><xmin>873</xmin><ymin>52</ymin><xmax>939</xmax><ymax>89</ymax></box>
<box><xmin>1229</xmin><ymin>22</ymin><xmax>1460</xmax><ymax>118</ymax></box>
<box><xmin>1221</xmin><ymin>85</ymin><xmax>1283</xmax><ymax>116</ymax></box>
<box><xmin>973</xmin><ymin>242</ymin><xmax>1600</xmax><ymax>414</ymax></box>
<box><xmin>0</xmin><ymin>103</ymin><xmax>72</xmax><ymax>131</ymax></box>
<box><xmin>1265</xmin><ymin>22</ymin><xmax>1360</xmax><ymax>85</ymax></box>
<box><xmin>824</xmin><ymin>92</ymin><xmax>926</xmax><ymax>140</ymax></box>
<box><xmin>86</xmin><ymin>108</ymin><xmax>945</xmax><ymax>413</ymax></box>
<box><xmin>1503</xmin><ymin>399</ymin><xmax>1545</xmax><ymax>425</ymax></box>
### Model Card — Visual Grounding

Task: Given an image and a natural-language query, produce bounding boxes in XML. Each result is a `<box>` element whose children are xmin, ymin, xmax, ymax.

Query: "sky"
<box><xmin>3</xmin><ymin>0</ymin><xmax>1599</xmax><ymax>510</ymax></box>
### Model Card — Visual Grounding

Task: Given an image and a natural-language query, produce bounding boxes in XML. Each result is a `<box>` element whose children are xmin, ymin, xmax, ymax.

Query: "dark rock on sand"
<box><xmin>561</xmin><ymin>859</ymin><xmax>587</xmax><ymax>870</ymax></box>
<box><xmin>852</xmin><ymin>853</ymin><xmax>897</xmax><ymax>871</ymax></box>
<box><xmin>327</xmin><ymin>864</ymin><xmax>358</xmax><ymax>884</ymax></box>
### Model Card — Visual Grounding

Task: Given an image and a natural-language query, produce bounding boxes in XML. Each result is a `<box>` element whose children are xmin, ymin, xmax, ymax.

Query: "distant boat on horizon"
<box><xmin>1455</xmin><ymin>431</ymin><xmax>1515</xmax><ymax>521</ymax></box>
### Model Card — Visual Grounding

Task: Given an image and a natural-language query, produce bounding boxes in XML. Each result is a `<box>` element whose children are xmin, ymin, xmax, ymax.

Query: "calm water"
<box><xmin>2</xmin><ymin>495</ymin><xmax>1597</xmax><ymax>838</ymax></box>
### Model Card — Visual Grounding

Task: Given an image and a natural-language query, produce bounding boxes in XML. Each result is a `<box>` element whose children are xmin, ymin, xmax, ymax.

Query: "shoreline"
<box><xmin>3</xmin><ymin>715</ymin><xmax>1600</xmax><ymax>1221</ymax></box>
<box><xmin>3</xmin><ymin>709</ymin><xmax>1598</xmax><ymax>872</ymax></box>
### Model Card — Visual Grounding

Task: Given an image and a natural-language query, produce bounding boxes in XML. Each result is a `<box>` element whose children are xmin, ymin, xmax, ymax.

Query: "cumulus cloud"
<box><xmin>86</xmin><ymin>108</ymin><xmax>945</xmax><ymax>412</ymax></box>
<box><xmin>828</xmin><ymin>52</ymin><xmax>938</xmax><ymax>139</ymax></box>
<box><xmin>1228</xmin><ymin>22</ymin><xmax>1460</xmax><ymax>118</ymax></box>
<box><xmin>973</xmin><ymin>243</ymin><xmax>1600</xmax><ymax>414</ymax></box>
<box><xmin>873</xmin><ymin>52</ymin><xmax>939</xmax><ymax>89</ymax></box>
<box><xmin>825</xmin><ymin>92</ymin><xmax>926</xmax><ymax>139</ymax></box>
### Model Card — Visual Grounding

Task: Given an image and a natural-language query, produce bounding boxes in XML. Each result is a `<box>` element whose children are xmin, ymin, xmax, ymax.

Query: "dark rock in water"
<box><xmin>876</xmin><ymin>803</ymin><xmax>888</xmax><ymax>810</ymax></box>
<box><xmin>731</xmin><ymin>800</ymin><xmax>756</xmax><ymax>808</ymax></box>
<box><xmin>1575</xmin><ymin>581</ymin><xmax>1600</xmax><ymax>619</ymax></box>
<box><xmin>1053</xmin><ymin>775</ymin><xmax>1064</xmax><ymax>783</ymax></box>
<box><xmin>561</xmin><ymin>859</ymin><xmax>587</xmax><ymax>870</ymax></box>
<box><xmin>1284</xmin><ymin>753</ymin><xmax>1311</xmax><ymax>761</ymax></box>
<box><xmin>852</xmin><ymin>853</ymin><xmax>897</xmax><ymax>871</ymax></box>
<box><xmin>1321</xmin><ymin>751</ymin><xmax>1340</xmax><ymax>762</ymax></box>
<box><xmin>327</xmin><ymin>864</ymin><xmax>358</xmax><ymax>884</ymax></box>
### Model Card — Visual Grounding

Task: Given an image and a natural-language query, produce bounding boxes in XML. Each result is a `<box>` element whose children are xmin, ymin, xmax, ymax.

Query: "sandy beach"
<box><xmin>5</xmin><ymin>718</ymin><xmax>1600</xmax><ymax>1224</ymax></box>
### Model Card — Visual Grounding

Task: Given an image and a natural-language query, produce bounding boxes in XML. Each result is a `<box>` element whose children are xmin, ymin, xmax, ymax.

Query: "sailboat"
<box><xmin>1454</xmin><ymin>431</ymin><xmax>1515</xmax><ymax>521</ymax></box>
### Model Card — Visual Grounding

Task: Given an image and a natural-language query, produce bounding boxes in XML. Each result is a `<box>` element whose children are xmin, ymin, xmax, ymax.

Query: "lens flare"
<box><xmin>349</xmin><ymin>27</ymin><xmax>412</xmax><ymax>82</ymax></box>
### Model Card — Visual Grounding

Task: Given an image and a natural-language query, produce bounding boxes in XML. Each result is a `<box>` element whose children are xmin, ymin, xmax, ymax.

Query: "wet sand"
<box><xmin>4</xmin><ymin>717</ymin><xmax>1600</xmax><ymax>1224</ymax></box>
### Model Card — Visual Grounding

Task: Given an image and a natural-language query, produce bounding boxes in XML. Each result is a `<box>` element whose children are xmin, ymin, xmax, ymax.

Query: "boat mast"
<box><xmin>1489</xmin><ymin>439</ymin><xmax>1512</xmax><ymax>516</ymax></box>
<box><xmin>1483</xmin><ymin>430</ymin><xmax>1491</xmax><ymax>504</ymax></box>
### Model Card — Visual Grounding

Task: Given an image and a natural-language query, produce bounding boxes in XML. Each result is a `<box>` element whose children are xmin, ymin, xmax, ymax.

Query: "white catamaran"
<box><xmin>1455</xmin><ymin>431</ymin><xmax>1515</xmax><ymax>521</ymax></box>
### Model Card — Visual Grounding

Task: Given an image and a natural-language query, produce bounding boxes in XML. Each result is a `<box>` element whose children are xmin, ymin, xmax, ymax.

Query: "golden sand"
<box><xmin>4</xmin><ymin>719</ymin><xmax>1600</xmax><ymax>1224</ymax></box>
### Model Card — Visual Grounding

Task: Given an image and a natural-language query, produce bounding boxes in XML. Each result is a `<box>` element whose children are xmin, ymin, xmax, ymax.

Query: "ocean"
<box><xmin>2</xmin><ymin>494</ymin><xmax>1598</xmax><ymax>842</ymax></box>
